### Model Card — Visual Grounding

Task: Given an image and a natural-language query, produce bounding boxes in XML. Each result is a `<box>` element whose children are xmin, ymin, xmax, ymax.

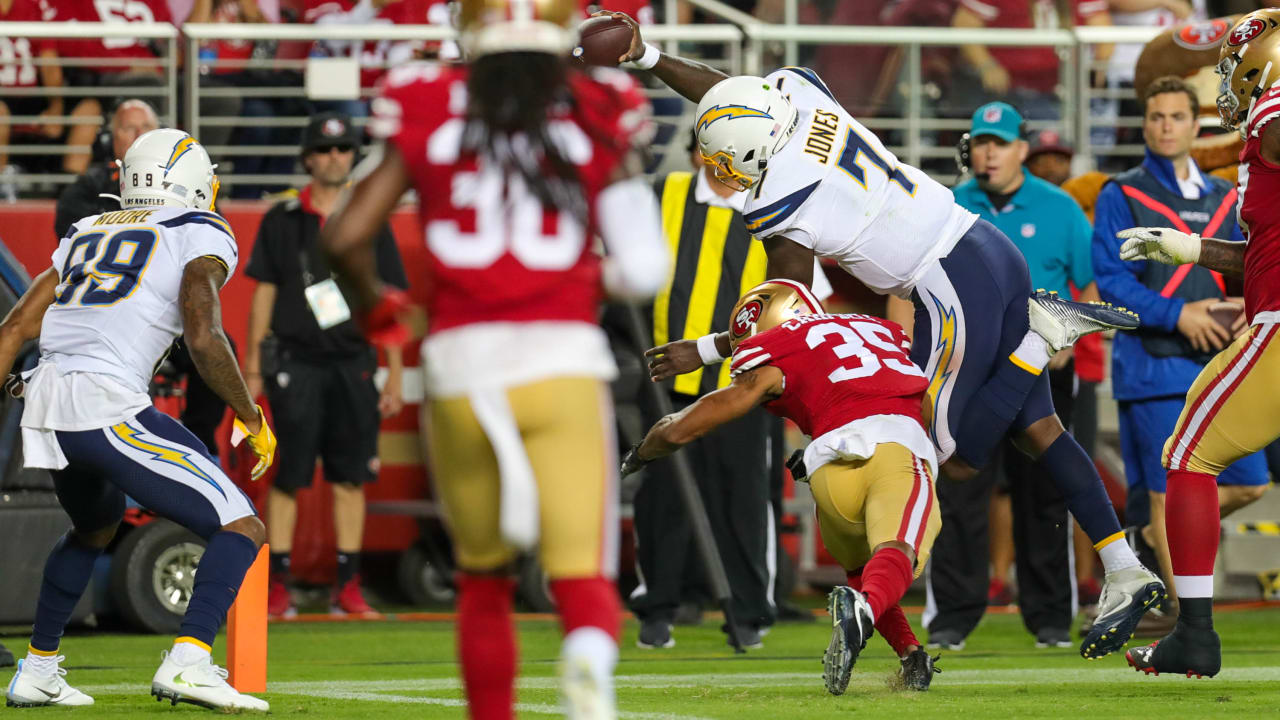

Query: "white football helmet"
<box><xmin>694</xmin><ymin>76</ymin><xmax>800</xmax><ymax>192</ymax></box>
<box><xmin>117</xmin><ymin>129</ymin><xmax>219</xmax><ymax>211</ymax></box>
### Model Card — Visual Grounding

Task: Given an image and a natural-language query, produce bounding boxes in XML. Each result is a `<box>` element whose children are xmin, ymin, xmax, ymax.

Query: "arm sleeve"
<box><xmin>244</xmin><ymin>211</ymin><xmax>280</xmax><ymax>283</ymax></box>
<box><xmin>373</xmin><ymin>226</ymin><xmax>409</xmax><ymax>290</ymax></box>
<box><xmin>182</xmin><ymin>223</ymin><xmax>239</xmax><ymax>286</ymax></box>
<box><xmin>597</xmin><ymin>177</ymin><xmax>669</xmax><ymax>300</ymax></box>
<box><xmin>1067</xmin><ymin>200</ymin><xmax>1094</xmax><ymax>289</ymax></box>
<box><xmin>1090</xmin><ymin>183</ymin><xmax>1183</xmax><ymax>332</ymax></box>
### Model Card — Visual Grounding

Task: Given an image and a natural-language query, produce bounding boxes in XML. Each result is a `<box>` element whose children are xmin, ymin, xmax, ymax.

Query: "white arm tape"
<box><xmin>697</xmin><ymin>333</ymin><xmax>724</xmax><ymax>365</ymax></box>
<box><xmin>623</xmin><ymin>43</ymin><xmax>661</xmax><ymax>71</ymax></box>
<box><xmin>598</xmin><ymin>176</ymin><xmax>669</xmax><ymax>300</ymax></box>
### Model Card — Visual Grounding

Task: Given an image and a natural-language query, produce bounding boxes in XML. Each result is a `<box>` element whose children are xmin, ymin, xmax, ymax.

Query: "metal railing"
<box><xmin>0</xmin><ymin>20</ymin><xmax>1175</xmax><ymax>193</ymax></box>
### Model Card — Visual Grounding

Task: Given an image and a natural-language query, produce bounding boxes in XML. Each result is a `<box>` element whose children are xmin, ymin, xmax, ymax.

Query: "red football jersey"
<box><xmin>0</xmin><ymin>0</ymin><xmax>54</xmax><ymax>89</ymax></box>
<box><xmin>730</xmin><ymin>313</ymin><xmax>929</xmax><ymax>438</ymax></box>
<box><xmin>50</xmin><ymin>0</ymin><xmax>173</xmax><ymax>73</ymax></box>
<box><xmin>370</xmin><ymin>63</ymin><xmax>651</xmax><ymax>334</ymax></box>
<box><xmin>1238</xmin><ymin>84</ymin><xmax>1280</xmax><ymax>319</ymax></box>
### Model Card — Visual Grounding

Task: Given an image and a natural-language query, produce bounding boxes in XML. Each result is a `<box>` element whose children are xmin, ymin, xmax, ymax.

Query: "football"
<box><xmin>572</xmin><ymin>16</ymin><xmax>634</xmax><ymax>67</ymax></box>
<box><xmin>1209</xmin><ymin>300</ymin><xmax>1244</xmax><ymax>331</ymax></box>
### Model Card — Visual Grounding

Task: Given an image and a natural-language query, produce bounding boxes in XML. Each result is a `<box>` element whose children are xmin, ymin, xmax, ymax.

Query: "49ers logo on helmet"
<box><xmin>732</xmin><ymin>299</ymin><xmax>763</xmax><ymax>339</ymax></box>
<box><xmin>1229</xmin><ymin>17</ymin><xmax>1267</xmax><ymax>46</ymax></box>
<box><xmin>1174</xmin><ymin>18</ymin><xmax>1230</xmax><ymax>51</ymax></box>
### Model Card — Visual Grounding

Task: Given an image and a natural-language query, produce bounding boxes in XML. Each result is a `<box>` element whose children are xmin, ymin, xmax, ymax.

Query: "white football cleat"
<box><xmin>150</xmin><ymin>650</ymin><xmax>269</xmax><ymax>712</ymax></box>
<box><xmin>560</xmin><ymin>655</ymin><xmax>616</xmax><ymax>720</ymax></box>
<box><xmin>6</xmin><ymin>656</ymin><xmax>94</xmax><ymax>707</ymax></box>
<box><xmin>1028</xmin><ymin>290</ymin><xmax>1140</xmax><ymax>353</ymax></box>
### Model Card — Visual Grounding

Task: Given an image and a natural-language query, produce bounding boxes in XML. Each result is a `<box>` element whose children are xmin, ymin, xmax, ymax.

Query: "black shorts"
<box><xmin>265</xmin><ymin>351</ymin><xmax>381</xmax><ymax>492</ymax></box>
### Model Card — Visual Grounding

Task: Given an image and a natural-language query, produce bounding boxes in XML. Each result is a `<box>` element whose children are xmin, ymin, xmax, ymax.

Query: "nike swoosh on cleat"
<box><xmin>36</xmin><ymin>687</ymin><xmax>59</xmax><ymax>699</ymax></box>
<box><xmin>171</xmin><ymin>672</ymin><xmax>219</xmax><ymax>689</ymax></box>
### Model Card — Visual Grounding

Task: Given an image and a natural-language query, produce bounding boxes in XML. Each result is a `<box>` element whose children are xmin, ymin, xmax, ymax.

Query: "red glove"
<box><xmin>363</xmin><ymin>287</ymin><xmax>412</xmax><ymax>348</ymax></box>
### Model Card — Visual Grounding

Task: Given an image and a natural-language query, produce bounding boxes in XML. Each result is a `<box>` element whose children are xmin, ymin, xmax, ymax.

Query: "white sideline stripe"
<box><xmin>77</xmin><ymin>664</ymin><xmax>1280</xmax><ymax>700</ymax></box>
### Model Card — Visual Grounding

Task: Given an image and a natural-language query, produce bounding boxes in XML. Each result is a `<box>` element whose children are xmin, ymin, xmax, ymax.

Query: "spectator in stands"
<box><xmin>243</xmin><ymin>113</ymin><xmax>406</xmax><ymax>618</ymax></box>
<box><xmin>54</xmin><ymin>99</ymin><xmax>159</xmax><ymax>238</ymax></box>
<box><xmin>50</xmin><ymin>0</ymin><xmax>174</xmax><ymax>91</ymax></box>
<box><xmin>952</xmin><ymin>0</ymin><xmax>1111</xmax><ymax>120</ymax></box>
<box><xmin>923</xmin><ymin>102</ymin><xmax>1097</xmax><ymax>650</ymax></box>
<box><xmin>188</xmin><ymin>0</ymin><xmax>303</xmax><ymax>198</ymax></box>
<box><xmin>0</xmin><ymin>0</ymin><xmax>103</xmax><ymax>194</ymax></box>
<box><xmin>1090</xmin><ymin>76</ymin><xmax>1268</xmax><ymax>630</ymax></box>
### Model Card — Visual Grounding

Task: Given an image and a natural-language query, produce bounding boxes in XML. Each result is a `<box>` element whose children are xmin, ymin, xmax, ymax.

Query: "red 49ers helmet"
<box><xmin>457</xmin><ymin>0</ymin><xmax>580</xmax><ymax>58</ymax></box>
<box><xmin>728</xmin><ymin>279</ymin><xmax>824</xmax><ymax>351</ymax></box>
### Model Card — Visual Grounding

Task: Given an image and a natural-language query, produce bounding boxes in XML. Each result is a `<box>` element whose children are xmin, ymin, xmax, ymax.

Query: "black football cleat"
<box><xmin>1125</xmin><ymin>625</ymin><xmax>1221</xmax><ymax>678</ymax></box>
<box><xmin>899</xmin><ymin>648</ymin><xmax>941</xmax><ymax>691</ymax></box>
<box><xmin>822</xmin><ymin>586</ymin><xmax>873</xmax><ymax>696</ymax></box>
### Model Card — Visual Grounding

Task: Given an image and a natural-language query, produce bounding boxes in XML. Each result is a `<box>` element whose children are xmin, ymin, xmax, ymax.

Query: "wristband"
<box><xmin>696</xmin><ymin>333</ymin><xmax>725</xmax><ymax>365</ymax></box>
<box><xmin>624</xmin><ymin>43</ymin><xmax>660</xmax><ymax>71</ymax></box>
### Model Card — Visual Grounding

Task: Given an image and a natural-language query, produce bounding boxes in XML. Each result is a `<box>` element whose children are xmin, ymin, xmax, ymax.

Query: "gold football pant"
<box><xmin>808</xmin><ymin>442</ymin><xmax>941</xmax><ymax>577</ymax></box>
<box><xmin>1164</xmin><ymin>322</ymin><xmax>1280</xmax><ymax>475</ymax></box>
<box><xmin>425</xmin><ymin>376</ymin><xmax>618</xmax><ymax>579</ymax></box>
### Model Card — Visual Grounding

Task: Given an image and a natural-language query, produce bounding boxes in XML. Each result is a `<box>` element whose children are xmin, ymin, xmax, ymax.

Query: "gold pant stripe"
<box><xmin>1163</xmin><ymin>322</ymin><xmax>1280</xmax><ymax>475</ymax></box>
<box><xmin>425</xmin><ymin>377</ymin><xmax>618</xmax><ymax>578</ymax></box>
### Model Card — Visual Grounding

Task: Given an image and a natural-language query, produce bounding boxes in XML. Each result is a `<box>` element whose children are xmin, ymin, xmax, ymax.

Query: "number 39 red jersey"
<box><xmin>370</xmin><ymin>63</ymin><xmax>651</xmax><ymax>334</ymax></box>
<box><xmin>730</xmin><ymin>313</ymin><xmax>929</xmax><ymax>438</ymax></box>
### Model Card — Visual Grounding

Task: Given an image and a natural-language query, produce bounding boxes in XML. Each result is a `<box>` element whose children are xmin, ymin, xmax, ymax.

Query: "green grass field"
<box><xmin>5</xmin><ymin>607</ymin><xmax>1280</xmax><ymax>718</ymax></box>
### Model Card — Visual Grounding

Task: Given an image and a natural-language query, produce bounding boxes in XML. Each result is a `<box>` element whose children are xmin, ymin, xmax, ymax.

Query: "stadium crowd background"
<box><xmin>2</xmin><ymin>0</ymin><xmax>1279</xmax><ymax>635</ymax></box>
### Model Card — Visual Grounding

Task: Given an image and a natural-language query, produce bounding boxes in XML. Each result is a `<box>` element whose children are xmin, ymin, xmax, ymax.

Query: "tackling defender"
<box><xmin>318</xmin><ymin>0</ymin><xmax>668</xmax><ymax>717</ymax></box>
<box><xmin>1119</xmin><ymin>8</ymin><xmax>1280</xmax><ymax>678</ymax></box>
<box><xmin>1</xmin><ymin>129</ymin><xmax>275</xmax><ymax>711</ymax></box>
<box><xmin>604</xmin><ymin>11</ymin><xmax>1164</xmax><ymax>659</ymax></box>
<box><xmin>622</xmin><ymin>280</ymin><xmax>941</xmax><ymax>693</ymax></box>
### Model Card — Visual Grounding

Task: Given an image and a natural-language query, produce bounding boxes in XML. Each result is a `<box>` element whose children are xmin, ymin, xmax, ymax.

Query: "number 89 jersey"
<box><xmin>370</xmin><ymin>63</ymin><xmax>651</xmax><ymax>334</ymax></box>
<box><xmin>730</xmin><ymin>313</ymin><xmax>928</xmax><ymax>440</ymax></box>
<box><xmin>40</xmin><ymin>207</ymin><xmax>239</xmax><ymax>392</ymax></box>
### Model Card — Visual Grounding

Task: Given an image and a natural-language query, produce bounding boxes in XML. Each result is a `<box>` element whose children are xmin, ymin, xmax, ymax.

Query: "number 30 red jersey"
<box><xmin>370</xmin><ymin>63</ymin><xmax>651</xmax><ymax>334</ymax></box>
<box><xmin>730</xmin><ymin>313</ymin><xmax>929</xmax><ymax>438</ymax></box>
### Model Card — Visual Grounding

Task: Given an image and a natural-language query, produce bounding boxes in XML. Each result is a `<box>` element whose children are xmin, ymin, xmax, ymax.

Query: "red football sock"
<box><xmin>549</xmin><ymin>577</ymin><xmax>621</xmax><ymax>641</ymax></box>
<box><xmin>848</xmin><ymin>566</ymin><xmax>919</xmax><ymax>656</ymax></box>
<box><xmin>1165</xmin><ymin>470</ymin><xmax>1220</xmax><ymax>598</ymax></box>
<box><xmin>456</xmin><ymin>574</ymin><xmax>517</xmax><ymax>720</ymax></box>
<box><xmin>859</xmin><ymin>547</ymin><xmax>914</xmax><ymax>620</ymax></box>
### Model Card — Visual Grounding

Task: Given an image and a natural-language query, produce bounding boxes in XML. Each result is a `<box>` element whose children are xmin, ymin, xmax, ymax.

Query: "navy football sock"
<box><xmin>30</xmin><ymin>533</ymin><xmax>103</xmax><ymax>652</ymax></box>
<box><xmin>1037</xmin><ymin>432</ymin><xmax>1122</xmax><ymax>544</ymax></box>
<box><xmin>953</xmin><ymin>357</ymin><xmax>1041</xmax><ymax>468</ymax></box>
<box><xmin>179</xmin><ymin>531</ymin><xmax>259</xmax><ymax>648</ymax></box>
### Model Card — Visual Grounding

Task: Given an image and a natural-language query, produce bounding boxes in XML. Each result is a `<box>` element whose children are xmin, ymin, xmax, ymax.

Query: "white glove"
<box><xmin>1117</xmin><ymin>227</ymin><xmax>1202</xmax><ymax>266</ymax></box>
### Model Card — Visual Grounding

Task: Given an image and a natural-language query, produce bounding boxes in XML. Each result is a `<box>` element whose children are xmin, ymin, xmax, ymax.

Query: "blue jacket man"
<box><xmin>1091</xmin><ymin>77</ymin><xmax>1268</xmax><ymax>587</ymax></box>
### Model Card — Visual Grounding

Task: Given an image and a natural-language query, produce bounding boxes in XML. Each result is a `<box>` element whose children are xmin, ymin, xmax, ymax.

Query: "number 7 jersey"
<box><xmin>40</xmin><ymin>207</ymin><xmax>239</xmax><ymax>393</ymax></box>
<box><xmin>740</xmin><ymin>68</ymin><xmax>977</xmax><ymax>297</ymax></box>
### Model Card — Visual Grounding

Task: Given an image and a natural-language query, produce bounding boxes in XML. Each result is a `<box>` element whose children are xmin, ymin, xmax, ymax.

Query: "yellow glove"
<box><xmin>231</xmin><ymin>405</ymin><xmax>276</xmax><ymax>481</ymax></box>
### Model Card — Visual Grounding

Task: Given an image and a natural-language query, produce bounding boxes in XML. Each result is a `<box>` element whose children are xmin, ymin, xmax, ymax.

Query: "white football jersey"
<box><xmin>742</xmin><ymin>67</ymin><xmax>978</xmax><ymax>298</ymax></box>
<box><xmin>39</xmin><ymin>206</ymin><xmax>239</xmax><ymax>394</ymax></box>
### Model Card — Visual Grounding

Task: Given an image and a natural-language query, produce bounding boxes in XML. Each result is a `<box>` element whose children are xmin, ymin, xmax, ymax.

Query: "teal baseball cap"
<box><xmin>970</xmin><ymin>102</ymin><xmax>1024</xmax><ymax>142</ymax></box>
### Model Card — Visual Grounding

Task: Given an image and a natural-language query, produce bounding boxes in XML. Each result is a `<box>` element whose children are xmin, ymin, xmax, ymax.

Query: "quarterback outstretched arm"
<box><xmin>632</xmin><ymin>365</ymin><xmax>783</xmax><ymax>466</ymax></box>
<box><xmin>0</xmin><ymin>268</ymin><xmax>59</xmax><ymax>380</ymax></box>
<box><xmin>180</xmin><ymin>257</ymin><xmax>259</xmax><ymax>431</ymax></box>
<box><xmin>605</xmin><ymin>11</ymin><xmax>727</xmax><ymax>103</ymax></box>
